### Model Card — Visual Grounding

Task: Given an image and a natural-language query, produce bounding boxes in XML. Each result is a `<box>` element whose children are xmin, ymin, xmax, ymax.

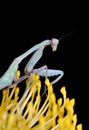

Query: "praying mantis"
<box><xmin>0</xmin><ymin>32</ymin><xmax>73</xmax><ymax>90</ymax></box>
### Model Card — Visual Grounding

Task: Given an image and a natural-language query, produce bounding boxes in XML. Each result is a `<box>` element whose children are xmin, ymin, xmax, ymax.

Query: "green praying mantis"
<box><xmin>0</xmin><ymin>32</ymin><xmax>73</xmax><ymax>90</ymax></box>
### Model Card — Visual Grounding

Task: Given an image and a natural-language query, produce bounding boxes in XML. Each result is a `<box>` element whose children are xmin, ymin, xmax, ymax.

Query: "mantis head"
<box><xmin>51</xmin><ymin>38</ymin><xmax>59</xmax><ymax>51</ymax></box>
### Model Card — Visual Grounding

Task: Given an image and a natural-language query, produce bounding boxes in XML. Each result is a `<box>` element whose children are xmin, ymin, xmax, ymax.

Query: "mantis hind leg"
<box><xmin>9</xmin><ymin>65</ymin><xmax>48</xmax><ymax>90</ymax></box>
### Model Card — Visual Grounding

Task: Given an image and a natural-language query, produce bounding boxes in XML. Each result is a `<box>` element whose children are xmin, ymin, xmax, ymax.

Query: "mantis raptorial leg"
<box><xmin>0</xmin><ymin>38</ymin><xmax>59</xmax><ymax>90</ymax></box>
<box><xmin>24</xmin><ymin>32</ymin><xmax>74</xmax><ymax>84</ymax></box>
<box><xmin>0</xmin><ymin>31</ymin><xmax>73</xmax><ymax>90</ymax></box>
<box><xmin>33</xmin><ymin>68</ymin><xmax>64</xmax><ymax>84</ymax></box>
<box><xmin>24</xmin><ymin>31</ymin><xmax>74</xmax><ymax>74</ymax></box>
<box><xmin>24</xmin><ymin>47</ymin><xmax>44</xmax><ymax>73</ymax></box>
<box><xmin>24</xmin><ymin>46</ymin><xmax>64</xmax><ymax>85</ymax></box>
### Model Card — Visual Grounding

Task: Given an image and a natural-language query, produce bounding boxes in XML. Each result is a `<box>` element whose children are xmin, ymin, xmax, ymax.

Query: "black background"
<box><xmin>0</xmin><ymin>2</ymin><xmax>88</xmax><ymax>130</ymax></box>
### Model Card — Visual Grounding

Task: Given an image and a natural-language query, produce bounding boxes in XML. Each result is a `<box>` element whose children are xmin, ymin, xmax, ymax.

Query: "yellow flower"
<box><xmin>0</xmin><ymin>73</ymin><xmax>82</xmax><ymax>130</ymax></box>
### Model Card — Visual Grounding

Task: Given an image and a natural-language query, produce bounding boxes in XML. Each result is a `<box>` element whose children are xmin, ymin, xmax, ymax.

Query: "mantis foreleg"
<box><xmin>33</xmin><ymin>67</ymin><xmax>64</xmax><ymax>84</ymax></box>
<box><xmin>0</xmin><ymin>39</ymin><xmax>58</xmax><ymax>90</ymax></box>
<box><xmin>0</xmin><ymin>31</ymin><xmax>73</xmax><ymax>90</ymax></box>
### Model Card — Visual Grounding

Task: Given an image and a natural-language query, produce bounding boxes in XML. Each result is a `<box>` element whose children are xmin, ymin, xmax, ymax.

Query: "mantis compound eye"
<box><xmin>51</xmin><ymin>38</ymin><xmax>59</xmax><ymax>51</ymax></box>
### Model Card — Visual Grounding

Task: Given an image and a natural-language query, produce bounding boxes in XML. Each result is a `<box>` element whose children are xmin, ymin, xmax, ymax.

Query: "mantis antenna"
<box><xmin>58</xmin><ymin>31</ymin><xmax>75</xmax><ymax>41</ymax></box>
<box><xmin>0</xmin><ymin>31</ymin><xmax>75</xmax><ymax>90</ymax></box>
